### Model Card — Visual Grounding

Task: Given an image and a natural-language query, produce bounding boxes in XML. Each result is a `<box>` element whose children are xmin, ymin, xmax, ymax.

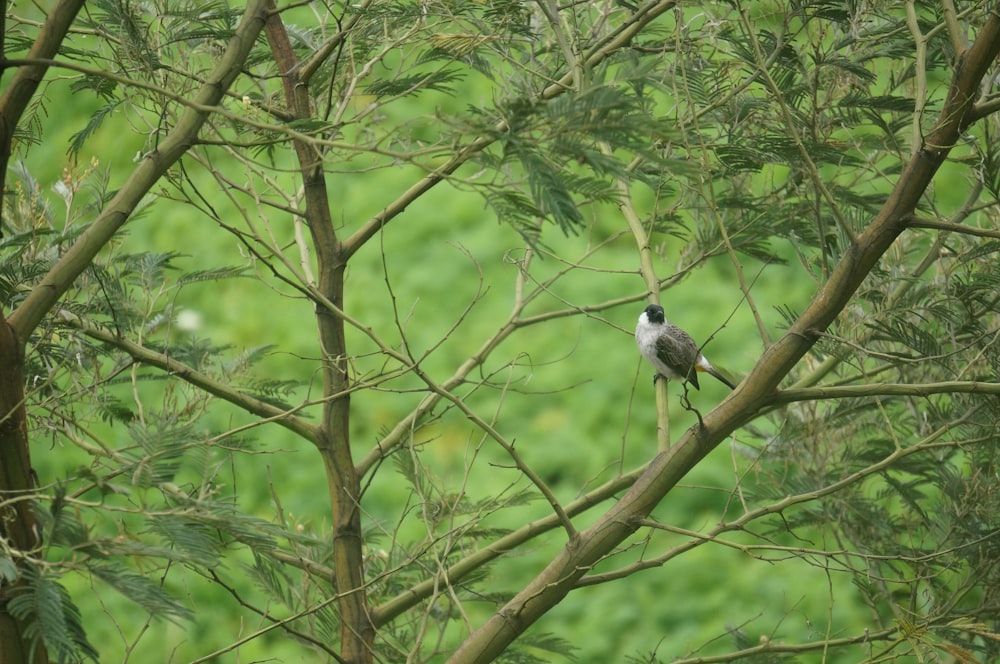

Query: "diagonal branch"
<box><xmin>371</xmin><ymin>466</ymin><xmax>641</xmax><ymax>627</ymax></box>
<box><xmin>8</xmin><ymin>0</ymin><xmax>272</xmax><ymax>343</ymax></box>
<box><xmin>447</xmin><ymin>6</ymin><xmax>1000</xmax><ymax>662</ymax></box>
<box><xmin>0</xmin><ymin>0</ymin><xmax>86</xmax><ymax>233</ymax></box>
<box><xmin>579</xmin><ymin>410</ymin><xmax>983</xmax><ymax>587</ymax></box>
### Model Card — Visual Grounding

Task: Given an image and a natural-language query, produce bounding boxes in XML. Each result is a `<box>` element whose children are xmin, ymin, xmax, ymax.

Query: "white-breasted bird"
<box><xmin>635</xmin><ymin>304</ymin><xmax>736</xmax><ymax>390</ymax></box>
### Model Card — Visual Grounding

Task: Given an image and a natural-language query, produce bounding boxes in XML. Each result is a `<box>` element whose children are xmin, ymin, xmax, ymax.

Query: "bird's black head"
<box><xmin>643</xmin><ymin>304</ymin><xmax>665</xmax><ymax>324</ymax></box>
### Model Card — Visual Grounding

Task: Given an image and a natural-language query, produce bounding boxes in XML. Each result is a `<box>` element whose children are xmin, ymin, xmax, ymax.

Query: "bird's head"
<box><xmin>640</xmin><ymin>304</ymin><xmax>666</xmax><ymax>325</ymax></box>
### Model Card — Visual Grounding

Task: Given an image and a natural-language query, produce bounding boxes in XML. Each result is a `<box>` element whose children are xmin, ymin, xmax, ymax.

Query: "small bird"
<box><xmin>635</xmin><ymin>304</ymin><xmax>736</xmax><ymax>390</ymax></box>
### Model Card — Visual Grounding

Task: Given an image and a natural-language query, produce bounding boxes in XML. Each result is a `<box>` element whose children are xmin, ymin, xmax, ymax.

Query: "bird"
<box><xmin>635</xmin><ymin>304</ymin><xmax>736</xmax><ymax>390</ymax></box>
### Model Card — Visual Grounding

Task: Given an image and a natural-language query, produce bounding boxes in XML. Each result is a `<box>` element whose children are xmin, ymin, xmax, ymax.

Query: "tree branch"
<box><xmin>579</xmin><ymin>409</ymin><xmax>988</xmax><ymax>587</ymax></box>
<box><xmin>371</xmin><ymin>465</ymin><xmax>641</xmax><ymax>627</ymax></box>
<box><xmin>908</xmin><ymin>216</ymin><xmax>1000</xmax><ymax>239</ymax></box>
<box><xmin>0</xmin><ymin>5</ymin><xmax>97</xmax><ymax>662</ymax></box>
<box><xmin>607</xmin><ymin>143</ymin><xmax>673</xmax><ymax>451</ymax></box>
<box><xmin>57</xmin><ymin>310</ymin><xmax>322</xmax><ymax>444</ymax></box>
<box><xmin>772</xmin><ymin>380</ymin><xmax>1000</xmax><ymax>403</ymax></box>
<box><xmin>0</xmin><ymin>0</ymin><xmax>85</xmax><ymax>234</ymax></box>
<box><xmin>669</xmin><ymin>625</ymin><xmax>899</xmax><ymax>664</ymax></box>
<box><xmin>447</xmin><ymin>7</ymin><xmax>1000</xmax><ymax>662</ymax></box>
<box><xmin>263</xmin><ymin>3</ymin><xmax>373</xmax><ymax>660</ymax></box>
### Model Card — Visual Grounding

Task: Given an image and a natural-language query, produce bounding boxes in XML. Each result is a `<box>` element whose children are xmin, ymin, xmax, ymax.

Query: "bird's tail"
<box><xmin>700</xmin><ymin>366</ymin><xmax>737</xmax><ymax>390</ymax></box>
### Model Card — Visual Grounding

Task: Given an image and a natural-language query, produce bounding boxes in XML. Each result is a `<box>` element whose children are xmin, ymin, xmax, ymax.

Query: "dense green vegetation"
<box><xmin>2</xmin><ymin>1</ymin><xmax>1000</xmax><ymax>663</ymax></box>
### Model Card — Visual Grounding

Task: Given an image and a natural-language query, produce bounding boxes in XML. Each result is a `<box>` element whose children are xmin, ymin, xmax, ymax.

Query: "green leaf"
<box><xmin>521</xmin><ymin>152</ymin><xmax>583</xmax><ymax>234</ymax></box>
<box><xmin>7</xmin><ymin>564</ymin><xmax>99</xmax><ymax>663</ymax></box>
<box><xmin>146</xmin><ymin>514</ymin><xmax>225</xmax><ymax>568</ymax></box>
<box><xmin>88</xmin><ymin>562</ymin><xmax>194</xmax><ymax>622</ymax></box>
<box><xmin>365</xmin><ymin>69</ymin><xmax>465</xmax><ymax>97</ymax></box>
<box><xmin>0</xmin><ymin>554</ymin><xmax>18</xmax><ymax>583</ymax></box>
<box><xmin>176</xmin><ymin>265</ymin><xmax>248</xmax><ymax>286</ymax></box>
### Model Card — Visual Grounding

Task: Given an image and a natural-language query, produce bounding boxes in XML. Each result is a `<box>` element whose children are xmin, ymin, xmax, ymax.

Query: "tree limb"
<box><xmin>0</xmin><ymin>0</ymin><xmax>85</xmax><ymax>235</ymax></box>
<box><xmin>371</xmin><ymin>465</ymin><xmax>641</xmax><ymax>627</ymax></box>
<box><xmin>0</xmin><ymin>4</ymin><xmax>92</xmax><ymax>662</ymax></box>
<box><xmin>908</xmin><ymin>216</ymin><xmax>1000</xmax><ymax>239</ymax></box>
<box><xmin>263</xmin><ymin>3</ymin><xmax>373</xmax><ymax>660</ymax></box>
<box><xmin>447</xmin><ymin>6</ymin><xmax>1000</xmax><ymax>662</ymax></box>
<box><xmin>772</xmin><ymin>380</ymin><xmax>1000</xmax><ymax>403</ymax></box>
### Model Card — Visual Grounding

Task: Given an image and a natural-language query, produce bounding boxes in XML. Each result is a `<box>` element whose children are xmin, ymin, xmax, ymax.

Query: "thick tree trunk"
<box><xmin>0</xmin><ymin>317</ymin><xmax>45</xmax><ymax>664</ymax></box>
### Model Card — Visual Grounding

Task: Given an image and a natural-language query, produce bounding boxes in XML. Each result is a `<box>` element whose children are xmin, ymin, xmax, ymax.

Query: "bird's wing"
<box><xmin>654</xmin><ymin>325</ymin><xmax>700</xmax><ymax>384</ymax></box>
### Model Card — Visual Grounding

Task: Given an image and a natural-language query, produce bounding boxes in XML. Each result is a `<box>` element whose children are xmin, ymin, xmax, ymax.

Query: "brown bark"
<box><xmin>0</xmin><ymin>316</ymin><xmax>45</xmax><ymax>664</ymax></box>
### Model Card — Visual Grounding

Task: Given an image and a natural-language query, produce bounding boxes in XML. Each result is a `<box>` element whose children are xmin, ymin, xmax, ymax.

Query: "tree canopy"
<box><xmin>2</xmin><ymin>1</ymin><xmax>1000</xmax><ymax>663</ymax></box>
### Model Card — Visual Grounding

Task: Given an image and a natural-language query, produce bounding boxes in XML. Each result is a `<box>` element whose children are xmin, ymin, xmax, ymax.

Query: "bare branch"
<box><xmin>908</xmin><ymin>215</ymin><xmax>1000</xmax><ymax>239</ymax></box>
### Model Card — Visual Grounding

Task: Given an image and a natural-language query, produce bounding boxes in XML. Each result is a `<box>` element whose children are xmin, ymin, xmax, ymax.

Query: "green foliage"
<box><xmin>68</xmin><ymin>102</ymin><xmax>122</xmax><ymax>158</ymax></box>
<box><xmin>7</xmin><ymin>565</ymin><xmax>99</xmax><ymax>664</ymax></box>
<box><xmin>88</xmin><ymin>563</ymin><xmax>193</xmax><ymax>622</ymax></box>
<box><xmin>497</xmin><ymin>633</ymin><xmax>577</xmax><ymax>664</ymax></box>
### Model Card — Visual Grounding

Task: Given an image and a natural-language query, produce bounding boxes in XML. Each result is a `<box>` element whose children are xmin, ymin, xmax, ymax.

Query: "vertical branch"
<box><xmin>606</xmin><ymin>147</ymin><xmax>671</xmax><ymax>451</ymax></box>
<box><xmin>905</xmin><ymin>1</ymin><xmax>929</xmax><ymax>160</ymax></box>
<box><xmin>262</xmin><ymin>5</ymin><xmax>373</xmax><ymax>662</ymax></box>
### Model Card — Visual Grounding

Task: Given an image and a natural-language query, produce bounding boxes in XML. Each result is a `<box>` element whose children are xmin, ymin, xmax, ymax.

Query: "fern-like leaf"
<box><xmin>88</xmin><ymin>562</ymin><xmax>194</xmax><ymax>622</ymax></box>
<box><xmin>7</xmin><ymin>564</ymin><xmax>99</xmax><ymax>663</ymax></box>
